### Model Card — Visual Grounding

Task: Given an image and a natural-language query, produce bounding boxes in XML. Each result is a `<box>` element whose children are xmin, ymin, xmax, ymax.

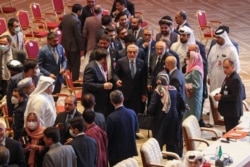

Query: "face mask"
<box><xmin>27</xmin><ymin>122</ymin><xmax>38</xmax><ymax>130</ymax></box>
<box><xmin>11</xmin><ymin>96</ymin><xmax>19</xmax><ymax>105</ymax></box>
<box><xmin>14</xmin><ymin>26</ymin><xmax>21</xmax><ymax>34</ymax></box>
<box><xmin>69</xmin><ymin>129</ymin><xmax>77</xmax><ymax>137</ymax></box>
<box><xmin>0</xmin><ymin>45</ymin><xmax>9</xmax><ymax>53</ymax></box>
<box><xmin>35</xmin><ymin>68</ymin><xmax>40</xmax><ymax>76</ymax></box>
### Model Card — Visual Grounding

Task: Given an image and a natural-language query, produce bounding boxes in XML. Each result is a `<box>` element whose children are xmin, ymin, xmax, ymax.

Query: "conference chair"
<box><xmin>182</xmin><ymin>115</ymin><xmax>222</xmax><ymax>151</ymax></box>
<box><xmin>51</xmin><ymin>0</ymin><xmax>65</xmax><ymax>21</ymax></box>
<box><xmin>30</xmin><ymin>2</ymin><xmax>59</xmax><ymax>31</ymax></box>
<box><xmin>196</xmin><ymin>10</ymin><xmax>221</xmax><ymax>46</ymax></box>
<box><xmin>0</xmin><ymin>17</ymin><xmax>7</xmax><ymax>35</ymax></box>
<box><xmin>113</xmin><ymin>158</ymin><xmax>139</xmax><ymax>167</ymax></box>
<box><xmin>25</xmin><ymin>40</ymin><xmax>39</xmax><ymax>60</ymax></box>
<box><xmin>0</xmin><ymin>0</ymin><xmax>17</xmax><ymax>19</ymax></box>
<box><xmin>140</xmin><ymin>138</ymin><xmax>181</xmax><ymax>167</ymax></box>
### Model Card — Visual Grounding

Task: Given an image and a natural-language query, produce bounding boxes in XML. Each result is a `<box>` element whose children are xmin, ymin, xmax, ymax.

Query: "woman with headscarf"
<box><xmin>184</xmin><ymin>51</ymin><xmax>203</xmax><ymax>121</ymax></box>
<box><xmin>148</xmin><ymin>72</ymin><xmax>181</xmax><ymax>156</ymax></box>
<box><xmin>20</xmin><ymin>112</ymin><xmax>47</xmax><ymax>167</ymax></box>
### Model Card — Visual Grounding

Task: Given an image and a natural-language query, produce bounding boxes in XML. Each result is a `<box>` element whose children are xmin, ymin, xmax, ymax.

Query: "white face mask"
<box><xmin>27</xmin><ymin>122</ymin><xmax>38</xmax><ymax>130</ymax></box>
<box><xmin>11</xmin><ymin>96</ymin><xmax>19</xmax><ymax>105</ymax></box>
<box><xmin>0</xmin><ymin>45</ymin><xmax>9</xmax><ymax>53</ymax></box>
<box><xmin>69</xmin><ymin>129</ymin><xmax>77</xmax><ymax>137</ymax></box>
<box><xmin>35</xmin><ymin>68</ymin><xmax>40</xmax><ymax>76</ymax></box>
<box><xmin>14</xmin><ymin>26</ymin><xmax>21</xmax><ymax>34</ymax></box>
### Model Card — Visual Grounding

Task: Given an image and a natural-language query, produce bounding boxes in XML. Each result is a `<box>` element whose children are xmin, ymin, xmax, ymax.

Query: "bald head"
<box><xmin>188</xmin><ymin>44</ymin><xmax>200</xmax><ymax>53</ymax></box>
<box><xmin>165</xmin><ymin>56</ymin><xmax>177</xmax><ymax>70</ymax></box>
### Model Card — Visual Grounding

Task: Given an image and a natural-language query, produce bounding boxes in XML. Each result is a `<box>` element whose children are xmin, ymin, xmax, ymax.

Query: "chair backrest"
<box><xmin>102</xmin><ymin>9</ymin><xmax>110</xmax><ymax>16</ymax></box>
<box><xmin>140</xmin><ymin>138</ymin><xmax>163</xmax><ymax>166</ymax></box>
<box><xmin>52</xmin><ymin>0</ymin><xmax>65</xmax><ymax>14</ymax></box>
<box><xmin>113</xmin><ymin>158</ymin><xmax>139</xmax><ymax>167</ymax></box>
<box><xmin>209</xmin><ymin>88</ymin><xmax>224</xmax><ymax>125</ymax></box>
<box><xmin>64</xmin><ymin>70</ymin><xmax>75</xmax><ymax>93</ymax></box>
<box><xmin>17</xmin><ymin>10</ymin><xmax>30</xmax><ymax>28</ymax></box>
<box><xmin>0</xmin><ymin>18</ymin><xmax>7</xmax><ymax>35</ymax></box>
<box><xmin>182</xmin><ymin>115</ymin><xmax>202</xmax><ymax>150</ymax></box>
<box><xmin>30</xmin><ymin>2</ymin><xmax>42</xmax><ymax>19</ymax></box>
<box><xmin>196</xmin><ymin>10</ymin><xmax>207</xmax><ymax>30</ymax></box>
<box><xmin>25</xmin><ymin>41</ymin><xmax>39</xmax><ymax>59</ymax></box>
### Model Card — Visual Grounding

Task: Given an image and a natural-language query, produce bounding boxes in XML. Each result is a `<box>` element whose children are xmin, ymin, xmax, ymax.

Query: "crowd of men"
<box><xmin>0</xmin><ymin>0</ymin><xmax>244</xmax><ymax>166</ymax></box>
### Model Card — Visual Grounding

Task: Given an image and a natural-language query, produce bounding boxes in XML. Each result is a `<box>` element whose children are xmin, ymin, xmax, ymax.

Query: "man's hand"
<box><xmin>147</xmin><ymin>85</ymin><xmax>152</xmax><ymax>92</ymax></box>
<box><xmin>143</xmin><ymin>42</ymin><xmax>149</xmax><ymax>48</ymax></box>
<box><xmin>116</xmin><ymin>80</ymin><xmax>123</xmax><ymax>87</ymax></box>
<box><xmin>141</xmin><ymin>95</ymin><xmax>147</xmax><ymax>102</ymax></box>
<box><xmin>49</xmin><ymin>73</ymin><xmax>56</xmax><ymax>79</ymax></box>
<box><xmin>60</xmin><ymin>69</ymin><xmax>65</xmax><ymax>74</ymax></box>
<box><xmin>214</xmin><ymin>93</ymin><xmax>221</xmax><ymax>101</ymax></box>
<box><xmin>104</xmin><ymin>82</ymin><xmax>113</xmax><ymax>90</ymax></box>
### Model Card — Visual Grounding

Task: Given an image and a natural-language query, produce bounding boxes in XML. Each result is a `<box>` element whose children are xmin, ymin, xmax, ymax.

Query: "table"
<box><xmin>202</xmin><ymin>112</ymin><xmax>250</xmax><ymax>167</ymax></box>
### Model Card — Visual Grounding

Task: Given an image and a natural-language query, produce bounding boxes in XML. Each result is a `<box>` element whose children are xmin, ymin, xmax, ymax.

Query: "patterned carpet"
<box><xmin>1</xmin><ymin>0</ymin><xmax>250</xmax><ymax>166</ymax></box>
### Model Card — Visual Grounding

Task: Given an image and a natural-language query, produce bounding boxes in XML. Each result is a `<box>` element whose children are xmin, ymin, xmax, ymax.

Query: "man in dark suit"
<box><xmin>136</xmin><ymin>27</ymin><xmax>156</xmax><ymax>67</ymax></box>
<box><xmin>79</xmin><ymin>0</ymin><xmax>95</xmax><ymax>32</ymax></box>
<box><xmin>113</xmin><ymin>44</ymin><xmax>147</xmax><ymax>114</ymax></box>
<box><xmin>107</xmin><ymin>90</ymin><xmax>138</xmax><ymax>166</ymax></box>
<box><xmin>68</xmin><ymin>117</ymin><xmax>97</xmax><ymax>167</ymax></box>
<box><xmin>214</xmin><ymin>58</ymin><xmax>243</xmax><ymax>132</ymax></box>
<box><xmin>0</xmin><ymin>123</ymin><xmax>26</xmax><ymax>167</ymax></box>
<box><xmin>37</xmin><ymin>32</ymin><xmax>67</xmax><ymax>95</ymax></box>
<box><xmin>83</xmin><ymin>48</ymin><xmax>113</xmax><ymax>117</ymax></box>
<box><xmin>59</xmin><ymin>4</ymin><xmax>84</xmax><ymax>81</ymax></box>
<box><xmin>6</xmin><ymin>59</ymin><xmax>39</xmax><ymax>116</ymax></box>
<box><xmin>111</xmin><ymin>0</ymin><xmax>135</xmax><ymax>16</ymax></box>
<box><xmin>128</xmin><ymin>16</ymin><xmax>144</xmax><ymax>42</ymax></box>
<box><xmin>165</xmin><ymin>55</ymin><xmax>186</xmax><ymax>157</ymax></box>
<box><xmin>96</xmin><ymin>15</ymin><xmax>113</xmax><ymax>42</ymax></box>
<box><xmin>116</xmin><ymin>25</ymin><xmax>128</xmax><ymax>50</ymax></box>
<box><xmin>54</xmin><ymin>95</ymin><xmax>82</xmax><ymax>144</ymax></box>
<box><xmin>105</xmin><ymin>25</ymin><xmax>122</xmax><ymax>51</ymax></box>
<box><xmin>174</xmin><ymin>10</ymin><xmax>190</xmax><ymax>34</ymax></box>
<box><xmin>0</xmin><ymin>35</ymin><xmax>26</xmax><ymax>99</ymax></box>
<box><xmin>156</xmin><ymin>16</ymin><xmax>178</xmax><ymax>46</ymax></box>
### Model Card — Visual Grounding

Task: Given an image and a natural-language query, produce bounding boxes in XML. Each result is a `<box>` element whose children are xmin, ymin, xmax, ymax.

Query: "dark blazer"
<box><xmin>155</xmin><ymin>31</ymin><xmax>179</xmax><ymax>45</ymax></box>
<box><xmin>6</xmin><ymin>72</ymin><xmax>40</xmax><ymax>116</ymax></box>
<box><xmin>111</xmin><ymin>0</ymin><xmax>135</xmax><ymax>16</ymax></box>
<box><xmin>37</xmin><ymin>44</ymin><xmax>67</xmax><ymax>84</ymax></box>
<box><xmin>128</xmin><ymin>28</ymin><xmax>144</xmax><ymax>41</ymax></box>
<box><xmin>147</xmin><ymin>53</ymin><xmax>167</xmax><ymax>87</ymax></box>
<box><xmin>136</xmin><ymin>39</ymin><xmax>156</xmax><ymax>66</ymax></box>
<box><xmin>218</xmin><ymin>71</ymin><xmax>243</xmax><ymax>118</ymax></box>
<box><xmin>113</xmin><ymin>57</ymin><xmax>147</xmax><ymax>113</ymax></box>
<box><xmin>54</xmin><ymin>110</ymin><xmax>82</xmax><ymax>144</ymax></box>
<box><xmin>83</xmin><ymin>61</ymin><xmax>111</xmax><ymax>115</ymax></box>
<box><xmin>5</xmin><ymin>138</ymin><xmax>26</xmax><ymax>167</ymax></box>
<box><xmin>106</xmin><ymin>106</ymin><xmax>138</xmax><ymax>166</ymax></box>
<box><xmin>111</xmin><ymin>39</ymin><xmax>123</xmax><ymax>51</ymax></box>
<box><xmin>59</xmin><ymin>13</ymin><xmax>84</xmax><ymax>52</ymax></box>
<box><xmin>69</xmin><ymin>134</ymin><xmax>97</xmax><ymax>167</ymax></box>
<box><xmin>79</xmin><ymin>5</ymin><xmax>94</xmax><ymax>32</ymax></box>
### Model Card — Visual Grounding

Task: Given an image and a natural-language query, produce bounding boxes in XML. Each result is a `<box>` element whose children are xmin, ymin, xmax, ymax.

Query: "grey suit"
<box><xmin>59</xmin><ymin>13</ymin><xmax>83</xmax><ymax>81</ymax></box>
<box><xmin>155</xmin><ymin>31</ymin><xmax>178</xmax><ymax>46</ymax></box>
<box><xmin>43</xmin><ymin>142</ymin><xmax>77</xmax><ymax>167</ymax></box>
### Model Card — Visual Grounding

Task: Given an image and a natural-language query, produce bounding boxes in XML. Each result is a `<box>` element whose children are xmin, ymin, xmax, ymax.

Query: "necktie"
<box><xmin>16</xmin><ymin>34</ymin><xmax>19</xmax><ymax>49</ymax></box>
<box><xmin>111</xmin><ymin>42</ymin><xmax>115</xmax><ymax>49</ymax></box>
<box><xmin>130</xmin><ymin>60</ymin><xmax>135</xmax><ymax>78</ymax></box>
<box><xmin>134</xmin><ymin>30</ymin><xmax>137</xmax><ymax>38</ymax></box>
<box><xmin>65</xmin><ymin>114</ymin><xmax>73</xmax><ymax>129</ymax></box>
<box><xmin>52</xmin><ymin>48</ymin><xmax>58</xmax><ymax>64</ymax></box>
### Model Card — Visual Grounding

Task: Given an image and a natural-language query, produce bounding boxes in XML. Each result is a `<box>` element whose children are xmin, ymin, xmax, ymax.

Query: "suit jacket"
<box><xmin>128</xmin><ymin>28</ymin><xmax>144</xmax><ymax>41</ymax></box>
<box><xmin>218</xmin><ymin>71</ymin><xmax>243</xmax><ymax>118</ymax></box>
<box><xmin>59</xmin><ymin>13</ymin><xmax>83</xmax><ymax>52</ymax></box>
<box><xmin>54</xmin><ymin>110</ymin><xmax>82</xmax><ymax>144</ymax></box>
<box><xmin>106</xmin><ymin>106</ymin><xmax>138</xmax><ymax>166</ymax></box>
<box><xmin>147</xmin><ymin>52</ymin><xmax>167</xmax><ymax>87</ymax></box>
<box><xmin>136</xmin><ymin>39</ymin><xmax>156</xmax><ymax>66</ymax></box>
<box><xmin>83</xmin><ymin>61</ymin><xmax>111</xmax><ymax>115</ymax></box>
<box><xmin>83</xmin><ymin>15</ymin><xmax>102</xmax><ymax>52</ymax></box>
<box><xmin>37</xmin><ymin>44</ymin><xmax>67</xmax><ymax>84</ymax></box>
<box><xmin>5</xmin><ymin>138</ymin><xmax>26</xmax><ymax>167</ymax></box>
<box><xmin>79</xmin><ymin>5</ymin><xmax>94</xmax><ymax>32</ymax></box>
<box><xmin>155</xmin><ymin>31</ymin><xmax>178</xmax><ymax>45</ymax></box>
<box><xmin>69</xmin><ymin>134</ymin><xmax>97</xmax><ymax>167</ymax></box>
<box><xmin>111</xmin><ymin>0</ymin><xmax>135</xmax><ymax>16</ymax></box>
<box><xmin>43</xmin><ymin>143</ymin><xmax>77</xmax><ymax>167</ymax></box>
<box><xmin>113</xmin><ymin>57</ymin><xmax>147</xmax><ymax>103</ymax></box>
<box><xmin>6</xmin><ymin>72</ymin><xmax>40</xmax><ymax>116</ymax></box>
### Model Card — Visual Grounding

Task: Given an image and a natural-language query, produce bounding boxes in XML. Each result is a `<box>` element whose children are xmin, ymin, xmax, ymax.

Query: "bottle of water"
<box><xmin>218</xmin><ymin>146</ymin><xmax>222</xmax><ymax>159</ymax></box>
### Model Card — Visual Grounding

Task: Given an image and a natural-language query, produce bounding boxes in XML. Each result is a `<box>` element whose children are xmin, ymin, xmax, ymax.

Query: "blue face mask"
<box><xmin>14</xmin><ymin>26</ymin><xmax>21</xmax><ymax>34</ymax></box>
<box><xmin>0</xmin><ymin>45</ymin><xmax>9</xmax><ymax>53</ymax></box>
